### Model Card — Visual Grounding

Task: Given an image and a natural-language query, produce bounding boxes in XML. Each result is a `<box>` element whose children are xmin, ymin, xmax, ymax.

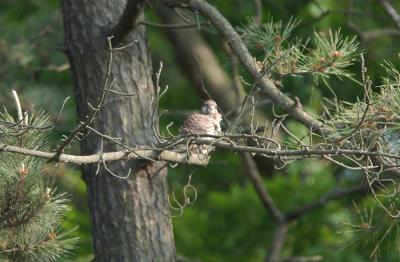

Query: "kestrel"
<box><xmin>180</xmin><ymin>100</ymin><xmax>222</xmax><ymax>136</ymax></box>
<box><xmin>179</xmin><ymin>100</ymin><xmax>222</xmax><ymax>155</ymax></box>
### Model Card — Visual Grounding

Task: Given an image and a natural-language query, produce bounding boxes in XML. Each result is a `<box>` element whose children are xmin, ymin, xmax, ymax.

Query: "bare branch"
<box><xmin>11</xmin><ymin>90</ymin><xmax>23</xmax><ymax>122</ymax></box>
<box><xmin>241</xmin><ymin>152</ymin><xmax>288</xmax><ymax>262</ymax></box>
<box><xmin>267</xmin><ymin>224</ymin><xmax>287</xmax><ymax>262</ymax></box>
<box><xmin>54</xmin><ymin>97</ymin><xmax>71</xmax><ymax>123</ymax></box>
<box><xmin>49</xmin><ymin>36</ymin><xmax>115</xmax><ymax>162</ymax></box>
<box><xmin>285</xmin><ymin>185</ymin><xmax>368</xmax><ymax>221</ymax></box>
<box><xmin>0</xmin><ymin>143</ymin><xmax>209</xmax><ymax>166</ymax></box>
<box><xmin>3</xmin><ymin>134</ymin><xmax>400</xmax><ymax>167</ymax></box>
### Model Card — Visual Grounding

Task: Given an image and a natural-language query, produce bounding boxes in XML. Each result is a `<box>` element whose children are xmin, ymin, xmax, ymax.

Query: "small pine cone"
<box><xmin>17</xmin><ymin>163</ymin><xmax>29</xmax><ymax>177</ymax></box>
<box><xmin>48</xmin><ymin>230</ymin><xmax>57</xmax><ymax>240</ymax></box>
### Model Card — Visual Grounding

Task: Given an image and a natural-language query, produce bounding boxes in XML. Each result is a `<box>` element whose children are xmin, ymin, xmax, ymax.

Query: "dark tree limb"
<box><xmin>346</xmin><ymin>0</ymin><xmax>400</xmax><ymax>42</ymax></box>
<box><xmin>241</xmin><ymin>152</ymin><xmax>286</xmax><ymax>262</ymax></box>
<box><xmin>110</xmin><ymin>0</ymin><xmax>148</xmax><ymax>46</ymax></box>
<box><xmin>267</xmin><ymin>224</ymin><xmax>288</xmax><ymax>262</ymax></box>
<box><xmin>240</xmin><ymin>153</ymin><xmax>368</xmax><ymax>261</ymax></box>
<box><xmin>285</xmin><ymin>184</ymin><xmax>368</xmax><ymax>221</ymax></box>
<box><xmin>242</xmin><ymin>152</ymin><xmax>284</xmax><ymax>223</ymax></box>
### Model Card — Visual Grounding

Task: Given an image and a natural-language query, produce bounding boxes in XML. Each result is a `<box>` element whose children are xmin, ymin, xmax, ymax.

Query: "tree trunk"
<box><xmin>61</xmin><ymin>1</ymin><xmax>176</xmax><ymax>261</ymax></box>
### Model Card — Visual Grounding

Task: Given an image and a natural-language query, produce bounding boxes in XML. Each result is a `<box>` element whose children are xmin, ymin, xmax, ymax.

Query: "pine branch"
<box><xmin>241</xmin><ymin>19</ymin><xmax>359</xmax><ymax>80</ymax></box>
<box><xmin>0</xmin><ymin>105</ymin><xmax>76</xmax><ymax>261</ymax></box>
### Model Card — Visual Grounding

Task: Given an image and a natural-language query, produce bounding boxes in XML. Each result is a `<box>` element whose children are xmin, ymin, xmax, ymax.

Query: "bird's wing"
<box><xmin>180</xmin><ymin>113</ymin><xmax>215</xmax><ymax>134</ymax></box>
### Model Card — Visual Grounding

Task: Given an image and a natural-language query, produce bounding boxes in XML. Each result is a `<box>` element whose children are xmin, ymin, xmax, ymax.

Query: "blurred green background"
<box><xmin>1</xmin><ymin>0</ymin><xmax>400</xmax><ymax>261</ymax></box>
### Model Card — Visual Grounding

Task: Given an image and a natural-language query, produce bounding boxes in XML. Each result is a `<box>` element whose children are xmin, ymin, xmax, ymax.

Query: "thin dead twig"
<box><xmin>49</xmin><ymin>36</ymin><xmax>116</xmax><ymax>162</ymax></box>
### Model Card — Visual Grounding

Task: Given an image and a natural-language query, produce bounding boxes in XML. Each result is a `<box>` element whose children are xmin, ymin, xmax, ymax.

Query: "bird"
<box><xmin>179</xmin><ymin>100</ymin><xmax>222</xmax><ymax>155</ymax></box>
<box><xmin>180</xmin><ymin>100</ymin><xmax>222</xmax><ymax>136</ymax></box>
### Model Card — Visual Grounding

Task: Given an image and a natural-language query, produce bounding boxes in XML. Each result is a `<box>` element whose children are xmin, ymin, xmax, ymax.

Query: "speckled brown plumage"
<box><xmin>179</xmin><ymin>100</ymin><xmax>222</xmax><ymax>155</ymax></box>
<box><xmin>180</xmin><ymin>100</ymin><xmax>222</xmax><ymax>136</ymax></box>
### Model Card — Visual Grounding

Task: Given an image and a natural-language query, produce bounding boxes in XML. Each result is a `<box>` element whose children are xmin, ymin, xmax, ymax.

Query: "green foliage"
<box><xmin>321</xmin><ymin>64</ymin><xmax>400</xmax><ymax>164</ymax></box>
<box><xmin>240</xmin><ymin>17</ymin><xmax>300</xmax><ymax>54</ymax></box>
<box><xmin>173</xmin><ymin>183</ymin><xmax>272</xmax><ymax>262</ymax></box>
<box><xmin>172</xmin><ymin>158</ymin><xmax>372</xmax><ymax>261</ymax></box>
<box><xmin>240</xmin><ymin>17</ymin><xmax>306</xmax><ymax>77</ymax></box>
<box><xmin>304</xmin><ymin>29</ymin><xmax>359</xmax><ymax>79</ymax></box>
<box><xmin>336</xmin><ymin>201</ymin><xmax>400</xmax><ymax>259</ymax></box>
<box><xmin>0</xmin><ymin>109</ymin><xmax>77</xmax><ymax>261</ymax></box>
<box><xmin>240</xmin><ymin>17</ymin><xmax>359</xmax><ymax>82</ymax></box>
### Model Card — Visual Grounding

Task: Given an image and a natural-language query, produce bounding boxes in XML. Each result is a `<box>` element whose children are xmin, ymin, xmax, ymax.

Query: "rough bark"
<box><xmin>61</xmin><ymin>1</ymin><xmax>176</xmax><ymax>261</ymax></box>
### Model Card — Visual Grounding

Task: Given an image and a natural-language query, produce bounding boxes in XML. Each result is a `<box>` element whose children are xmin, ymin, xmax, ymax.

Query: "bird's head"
<box><xmin>201</xmin><ymin>100</ymin><xmax>219</xmax><ymax>115</ymax></box>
